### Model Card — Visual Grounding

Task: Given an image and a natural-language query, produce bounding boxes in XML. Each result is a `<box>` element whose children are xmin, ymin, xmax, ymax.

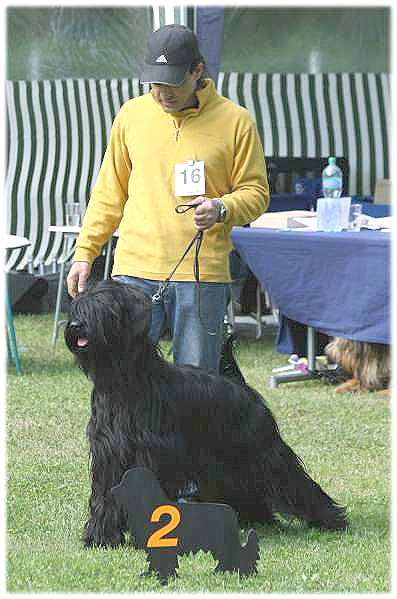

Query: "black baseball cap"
<box><xmin>140</xmin><ymin>24</ymin><xmax>202</xmax><ymax>86</ymax></box>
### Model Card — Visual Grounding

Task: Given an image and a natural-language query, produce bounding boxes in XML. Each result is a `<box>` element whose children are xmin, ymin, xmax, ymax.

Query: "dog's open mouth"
<box><xmin>71</xmin><ymin>335</ymin><xmax>89</xmax><ymax>353</ymax></box>
<box><xmin>65</xmin><ymin>320</ymin><xmax>89</xmax><ymax>353</ymax></box>
<box><xmin>77</xmin><ymin>337</ymin><xmax>89</xmax><ymax>348</ymax></box>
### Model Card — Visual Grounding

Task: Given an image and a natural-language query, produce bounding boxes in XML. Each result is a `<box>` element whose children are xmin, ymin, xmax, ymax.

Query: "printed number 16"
<box><xmin>181</xmin><ymin>168</ymin><xmax>201</xmax><ymax>185</ymax></box>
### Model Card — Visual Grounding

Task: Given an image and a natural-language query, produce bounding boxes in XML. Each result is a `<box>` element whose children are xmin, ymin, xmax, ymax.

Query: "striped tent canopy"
<box><xmin>6</xmin><ymin>72</ymin><xmax>390</xmax><ymax>271</ymax></box>
<box><xmin>219</xmin><ymin>72</ymin><xmax>390</xmax><ymax>197</ymax></box>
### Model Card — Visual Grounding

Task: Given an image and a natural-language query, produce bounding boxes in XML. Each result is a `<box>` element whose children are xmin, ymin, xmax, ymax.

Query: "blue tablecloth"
<box><xmin>269</xmin><ymin>192</ymin><xmax>312</xmax><ymax>212</ymax></box>
<box><xmin>358</xmin><ymin>202</ymin><xmax>390</xmax><ymax>218</ymax></box>
<box><xmin>231</xmin><ymin>227</ymin><xmax>390</xmax><ymax>346</ymax></box>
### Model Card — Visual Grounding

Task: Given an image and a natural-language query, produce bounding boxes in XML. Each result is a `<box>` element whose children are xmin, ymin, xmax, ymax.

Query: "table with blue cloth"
<box><xmin>231</xmin><ymin>225</ymin><xmax>390</xmax><ymax>386</ymax></box>
<box><xmin>228</xmin><ymin>193</ymin><xmax>313</xmax><ymax>303</ymax></box>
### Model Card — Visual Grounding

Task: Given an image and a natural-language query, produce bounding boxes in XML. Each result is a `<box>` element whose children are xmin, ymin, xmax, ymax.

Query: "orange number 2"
<box><xmin>147</xmin><ymin>505</ymin><xmax>181</xmax><ymax>548</ymax></box>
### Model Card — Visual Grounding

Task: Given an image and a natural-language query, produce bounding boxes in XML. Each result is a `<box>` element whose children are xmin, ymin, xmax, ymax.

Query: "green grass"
<box><xmin>6</xmin><ymin>313</ymin><xmax>391</xmax><ymax>592</ymax></box>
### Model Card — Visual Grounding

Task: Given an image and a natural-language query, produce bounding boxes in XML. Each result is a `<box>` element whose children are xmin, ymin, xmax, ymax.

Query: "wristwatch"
<box><xmin>216</xmin><ymin>200</ymin><xmax>227</xmax><ymax>223</ymax></box>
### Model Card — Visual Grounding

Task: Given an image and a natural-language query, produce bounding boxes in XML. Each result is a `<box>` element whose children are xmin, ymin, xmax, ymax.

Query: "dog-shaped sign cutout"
<box><xmin>111</xmin><ymin>467</ymin><xmax>260</xmax><ymax>582</ymax></box>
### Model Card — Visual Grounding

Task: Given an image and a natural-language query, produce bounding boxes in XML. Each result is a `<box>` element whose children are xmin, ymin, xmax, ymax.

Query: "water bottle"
<box><xmin>319</xmin><ymin>157</ymin><xmax>343</xmax><ymax>231</ymax></box>
<box><xmin>322</xmin><ymin>157</ymin><xmax>342</xmax><ymax>199</ymax></box>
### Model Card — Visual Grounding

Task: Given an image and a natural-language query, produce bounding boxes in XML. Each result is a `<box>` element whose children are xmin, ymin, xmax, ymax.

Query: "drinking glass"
<box><xmin>65</xmin><ymin>202</ymin><xmax>81</xmax><ymax>227</ymax></box>
<box><xmin>348</xmin><ymin>203</ymin><xmax>363</xmax><ymax>232</ymax></box>
<box><xmin>339</xmin><ymin>197</ymin><xmax>351</xmax><ymax>230</ymax></box>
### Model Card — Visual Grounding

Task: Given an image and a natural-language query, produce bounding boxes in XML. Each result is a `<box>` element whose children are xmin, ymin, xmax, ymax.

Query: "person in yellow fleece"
<box><xmin>67</xmin><ymin>24</ymin><xmax>269</xmax><ymax>372</ymax></box>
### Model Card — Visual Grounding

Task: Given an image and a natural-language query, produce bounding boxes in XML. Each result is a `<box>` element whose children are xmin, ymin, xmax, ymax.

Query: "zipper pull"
<box><xmin>173</xmin><ymin>119</ymin><xmax>180</xmax><ymax>141</ymax></box>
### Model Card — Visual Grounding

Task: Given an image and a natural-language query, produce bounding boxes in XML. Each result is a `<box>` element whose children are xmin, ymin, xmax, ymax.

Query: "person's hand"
<box><xmin>67</xmin><ymin>261</ymin><xmax>91</xmax><ymax>298</ymax></box>
<box><xmin>187</xmin><ymin>197</ymin><xmax>220</xmax><ymax>231</ymax></box>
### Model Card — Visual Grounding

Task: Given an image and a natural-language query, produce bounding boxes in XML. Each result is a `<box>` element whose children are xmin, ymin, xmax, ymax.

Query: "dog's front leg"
<box><xmin>84</xmin><ymin>444</ymin><xmax>128</xmax><ymax>549</ymax></box>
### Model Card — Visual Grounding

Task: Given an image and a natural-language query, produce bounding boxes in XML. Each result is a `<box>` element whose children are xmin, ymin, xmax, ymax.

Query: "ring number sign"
<box><xmin>147</xmin><ymin>504</ymin><xmax>181</xmax><ymax>548</ymax></box>
<box><xmin>175</xmin><ymin>160</ymin><xmax>205</xmax><ymax>196</ymax></box>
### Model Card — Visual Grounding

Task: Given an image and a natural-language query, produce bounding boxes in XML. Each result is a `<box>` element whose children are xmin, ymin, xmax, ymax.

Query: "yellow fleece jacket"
<box><xmin>73</xmin><ymin>79</ymin><xmax>269</xmax><ymax>282</ymax></box>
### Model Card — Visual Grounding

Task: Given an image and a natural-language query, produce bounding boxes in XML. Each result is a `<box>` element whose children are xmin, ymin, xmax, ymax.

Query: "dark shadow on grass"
<box><xmin>252</xmin><ymin>516</ymin><xmax>351</xmax><ymax>544</ymax></box>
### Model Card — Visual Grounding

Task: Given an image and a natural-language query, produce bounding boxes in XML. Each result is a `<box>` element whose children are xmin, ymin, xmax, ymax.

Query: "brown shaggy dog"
<box><xmin>326</xmin><ymin>337</ymin><xmax>390</xmax><ymax>394</ymax></box>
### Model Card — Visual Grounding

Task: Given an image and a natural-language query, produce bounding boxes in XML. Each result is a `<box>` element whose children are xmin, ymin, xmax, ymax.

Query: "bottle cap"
<box><xmin>328</xmin><ymin>157</ymin><xmax>336</xmax><ymax>165</ymax></box>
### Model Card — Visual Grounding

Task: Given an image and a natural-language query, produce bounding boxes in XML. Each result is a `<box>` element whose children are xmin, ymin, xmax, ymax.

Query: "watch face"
<box><xmin>216</xmin><ymin>200</ymin><xmax>226</xmax><ymax>222</ymax></box>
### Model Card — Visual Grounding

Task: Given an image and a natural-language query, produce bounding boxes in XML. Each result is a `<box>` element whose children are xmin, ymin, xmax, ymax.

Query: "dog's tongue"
<box><xmin>77</xmin><ymin>337</ymin><xmax>88</xmax><ymax>348</ymax></box>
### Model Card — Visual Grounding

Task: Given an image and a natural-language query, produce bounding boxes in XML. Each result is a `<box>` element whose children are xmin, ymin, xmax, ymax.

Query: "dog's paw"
<box><xmin>335</xmin><ymin>378</ymin><xmax>362</xmax><ymax>393</ymax></box>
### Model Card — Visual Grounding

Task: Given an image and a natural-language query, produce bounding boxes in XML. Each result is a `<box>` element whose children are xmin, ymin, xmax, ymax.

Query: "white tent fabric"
<box><xmin>152</xmin><ymin>5</ymin><xmax>188</xmax><ymax>29</ymax></box>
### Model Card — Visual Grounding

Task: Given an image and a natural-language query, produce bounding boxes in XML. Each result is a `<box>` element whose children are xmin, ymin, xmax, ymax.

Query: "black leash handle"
<box><xmin>175</xmin><ymin>203</ymin><xmax>199</xmax><ymax>214</ymax></box>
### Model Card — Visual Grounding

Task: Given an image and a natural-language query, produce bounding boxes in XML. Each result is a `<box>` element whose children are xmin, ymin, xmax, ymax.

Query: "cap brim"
<box><xmin>140</xmin><ymin>63</ymin><xmax>189</xmax><ymax>86</ymax></box>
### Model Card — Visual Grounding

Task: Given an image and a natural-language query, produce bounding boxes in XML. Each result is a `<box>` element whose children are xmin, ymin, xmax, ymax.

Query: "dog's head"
<box><xmin>326</xmin><ymin>336</ymin><xmax>390</xmax><ymax>389</ymax></box>
<box><xmin>325</xmin><ymin>337</ymin><xmax>357</xmax><ymax>374</ymax></box>
<box><xmin>64</xmin><ymin>280</ymin><xmax>152</xmax><ymax>379</ymax></box>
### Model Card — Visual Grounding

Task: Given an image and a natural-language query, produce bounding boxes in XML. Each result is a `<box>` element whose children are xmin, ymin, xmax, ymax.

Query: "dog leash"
<box><xmin>151</xmin><ymin>203</ymin><xmax>216</xmax><ymax>336</ymax></box>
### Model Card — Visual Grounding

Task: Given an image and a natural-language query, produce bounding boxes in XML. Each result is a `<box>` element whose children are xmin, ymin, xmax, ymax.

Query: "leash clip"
<box><xmin>152</xmin><ymin>282</ymin><xmax>167</xmax><ymax>304</ymax></box>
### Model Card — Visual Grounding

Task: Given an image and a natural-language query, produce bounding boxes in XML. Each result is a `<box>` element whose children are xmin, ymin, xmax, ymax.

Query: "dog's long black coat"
<box><xmin>65</xmin><ymin>280</ymin><xmax>348</xmax><ymax>548</ymax></box>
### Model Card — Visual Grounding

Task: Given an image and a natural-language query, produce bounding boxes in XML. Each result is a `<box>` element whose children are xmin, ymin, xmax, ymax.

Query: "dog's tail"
<box><xmin>269</xmin><ymin>440</ymin><xmax>348</xmax><ymax>532</ymax></box>
<box><xmin>238</xmin><ymin>529</ymin><xmax>260</xmax><ymax>576</ymax></box>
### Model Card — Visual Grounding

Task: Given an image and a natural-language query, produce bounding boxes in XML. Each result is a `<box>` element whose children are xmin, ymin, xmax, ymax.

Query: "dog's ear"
<box><xmin>127</xmin><ymin>286</ymin><xmax>152</xmax><ymax>337</ymax></box>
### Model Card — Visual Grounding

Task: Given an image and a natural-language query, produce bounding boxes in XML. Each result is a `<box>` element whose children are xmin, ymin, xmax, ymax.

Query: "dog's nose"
<box><xmin>65</xmin><ymin>320</ymin><xmax>83</xmax><ymax>339</ymax></box>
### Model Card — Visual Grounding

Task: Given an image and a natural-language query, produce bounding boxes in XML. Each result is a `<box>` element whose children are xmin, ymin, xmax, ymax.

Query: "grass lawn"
<box><xmin>6</xmin><ymin>312</ymin><xmax>391</xmax><ymax>592</ymax></box>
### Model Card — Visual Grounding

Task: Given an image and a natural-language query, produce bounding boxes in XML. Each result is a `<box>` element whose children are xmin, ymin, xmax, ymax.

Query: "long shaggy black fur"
<box><xmin>65</xmin><ymin>280</ymin><xmax>348</xmax><ymax>548</ymax></box>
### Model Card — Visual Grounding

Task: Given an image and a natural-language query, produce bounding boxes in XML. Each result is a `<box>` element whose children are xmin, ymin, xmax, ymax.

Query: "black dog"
<box><xmin>65</xmin><ymin>280</ymin><xmax>348</xmax><ymax>548</ymax></box>
<box><xmin>112</xmin><ymin>466</ymin><xmax>260</xmax><ymax>579</ymax></box>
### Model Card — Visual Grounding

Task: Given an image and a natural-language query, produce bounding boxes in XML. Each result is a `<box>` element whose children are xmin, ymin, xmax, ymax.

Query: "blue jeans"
<box><xmin>113</xmin><ymin>276</ymin><xmax>229</xmax><ymax>372</ymax></box>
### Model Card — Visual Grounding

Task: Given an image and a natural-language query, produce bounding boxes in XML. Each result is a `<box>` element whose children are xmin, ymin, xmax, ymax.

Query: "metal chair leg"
<box><xmin>255</xmin><ymin>283</ymin><xmax>262</xmax><ymax>339</ymax></box>
<box><xmin>269</xmin><ymin>325</ymin><xmax>317</xmax><ymax>388</ymax></box>
<box><xmin>6</xmin><ymin>292</ymin><xmax>22</xmax><ymax>375</ymax></box>
<box><xmin>51</xmin><ymin>258</ymin><xmax>66</xmax><ymax>349</ymax></box>
<box><xmin>52</xmin><ymin>233</ymin><xmax>77</xmax><ymax>349</ymax></box>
